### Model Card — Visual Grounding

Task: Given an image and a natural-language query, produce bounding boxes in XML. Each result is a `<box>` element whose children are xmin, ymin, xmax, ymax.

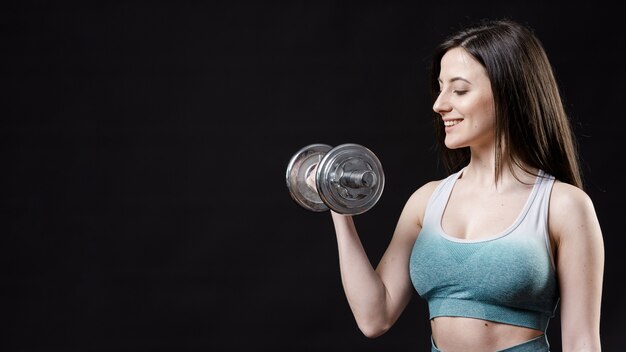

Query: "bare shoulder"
<box><xmin>407</xmin><ymin>180</ymin><xmax>442</xmax><ymax>207</ymax></box>
<box><xmin>400</xmin><ymin>179</ymin><xmax>443</xmax><ymax>228</ymax></box>
<box><xmin>549</xmin><ymin>181</ymin><xmax>602</xmax><ymax>244</ymax></box>
<box><xmin>550</xmin><ymin>181</ymin><xmax>596</xmax><ymax>217</ymax></box>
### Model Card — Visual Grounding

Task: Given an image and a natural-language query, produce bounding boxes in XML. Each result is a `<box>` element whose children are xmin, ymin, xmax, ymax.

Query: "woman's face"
<box><xmin>433</xmin><ymin>47</ymin><xmax>496</xmax><ymax>151</ymax></box>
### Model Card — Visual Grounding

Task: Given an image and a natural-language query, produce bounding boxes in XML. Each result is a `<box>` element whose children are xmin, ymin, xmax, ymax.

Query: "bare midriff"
<box><xmin>431</xmin><ymin>316</ymin><xmax>544</xmax><ymax>352</ymax></box>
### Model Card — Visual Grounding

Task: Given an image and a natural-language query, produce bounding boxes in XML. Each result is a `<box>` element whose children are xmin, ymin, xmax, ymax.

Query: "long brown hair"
<box><xmin>430</xmin><ymin>19</ymin><xmax>583</xmax><ymax>188</ymax></box>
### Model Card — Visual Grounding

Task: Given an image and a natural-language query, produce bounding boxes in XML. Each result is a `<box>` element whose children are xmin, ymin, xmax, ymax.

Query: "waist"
<box><xmin>431</xmin><ymin>317</ymin><xmax>546</xmax><ymax>351</ymax></box>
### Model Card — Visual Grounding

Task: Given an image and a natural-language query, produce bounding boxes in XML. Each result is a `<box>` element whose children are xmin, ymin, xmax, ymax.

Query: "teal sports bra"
<box><xmin>409</xmin><ymin>169</ymin><xmax>559</xmax><ymax>331</ymax></box>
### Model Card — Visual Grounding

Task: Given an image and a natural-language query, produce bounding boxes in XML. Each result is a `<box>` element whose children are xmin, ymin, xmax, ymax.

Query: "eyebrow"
<box><xmin>438</xmin><ymin>77</ymin><xmax>472</xmax><ymax>84</ymax></box>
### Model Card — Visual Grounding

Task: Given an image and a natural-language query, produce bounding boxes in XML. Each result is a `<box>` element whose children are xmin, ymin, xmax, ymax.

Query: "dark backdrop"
<box><xmin>4</xmin><ymin>1</ymin><xmax>624</xmax><ymax>351</ymax></box>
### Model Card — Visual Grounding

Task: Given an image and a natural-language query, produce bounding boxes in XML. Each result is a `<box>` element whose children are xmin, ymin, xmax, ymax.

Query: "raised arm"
<box><xmin>331</xmin><ymin>181</ymin><xmax>439</xmax><ymax>337</ymax></box>
<box><xmin>549</xmin><ymin>182</ymin><xmax>604</xmax><ymax>351</ymax></box>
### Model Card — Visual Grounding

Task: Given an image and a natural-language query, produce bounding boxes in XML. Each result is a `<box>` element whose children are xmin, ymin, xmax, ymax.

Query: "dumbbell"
<box><xmin>285</xmin><ymin>143</ymin><xmax>385</xmax><ymax>215</ymax></box>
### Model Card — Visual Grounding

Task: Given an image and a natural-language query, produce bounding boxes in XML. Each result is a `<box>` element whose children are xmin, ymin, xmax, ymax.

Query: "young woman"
<box><xmin>330</xmin><ymin>19</ymin><xmax>604</xmax><ymax>351</ymax></box>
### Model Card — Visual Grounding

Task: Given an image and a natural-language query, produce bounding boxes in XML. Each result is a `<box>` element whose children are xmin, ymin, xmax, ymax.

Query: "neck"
<box><xmin>462</xmin><ymin>151</ymin><xmax>536</xmax><ymax>189</ymax></box>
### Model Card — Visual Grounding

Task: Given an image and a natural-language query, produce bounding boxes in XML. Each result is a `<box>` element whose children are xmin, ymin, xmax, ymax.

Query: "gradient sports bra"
<box><xmin>409</xmin><ymin>169</ymin><xmax>559</xmax><ymax>331</ymax></box>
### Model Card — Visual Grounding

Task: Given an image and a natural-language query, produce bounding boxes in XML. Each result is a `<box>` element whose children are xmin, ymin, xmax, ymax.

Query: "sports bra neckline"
<box><xmin>437</xmin><ymin>168</ymin><xmax>545</xmax><ymax>244</ymax></box>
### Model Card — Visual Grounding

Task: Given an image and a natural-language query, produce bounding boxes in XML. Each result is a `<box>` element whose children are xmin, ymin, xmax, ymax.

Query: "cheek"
<box><xmin>476</xmin><ymin>96</ymin><xmax>495</xmax><ymax>124</ymax></box>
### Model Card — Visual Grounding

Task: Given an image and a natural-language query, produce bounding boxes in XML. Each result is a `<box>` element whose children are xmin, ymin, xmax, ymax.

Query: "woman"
<box><xmin>330</xmin><ymin>19</ymin><xmax>604</xmax><ymax>351</ymax></box>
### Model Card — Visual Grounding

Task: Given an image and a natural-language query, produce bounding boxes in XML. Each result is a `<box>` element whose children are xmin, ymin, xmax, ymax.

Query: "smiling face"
<box><xmin>433</xmin><ymin>47</ymin><xmax>496</xmax><ymax>152</ymax></box>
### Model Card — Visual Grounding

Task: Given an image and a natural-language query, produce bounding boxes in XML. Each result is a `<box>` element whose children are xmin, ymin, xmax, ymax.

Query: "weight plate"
<box><xmin>285</xmin><ymin>143</ymin><xmax>333</xmax><ymax>212</ymax></box>
<box><xmin>316</xmin><ymin>143</ymin><xmax>385</xmax><ymax>215</ymax></box>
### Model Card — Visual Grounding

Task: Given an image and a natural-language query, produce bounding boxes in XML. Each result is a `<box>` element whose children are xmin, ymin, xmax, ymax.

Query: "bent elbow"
<box><xmin>357</xmin><ymin>320</ymin><xmax>391</xmax><ymax>339</ymax></box>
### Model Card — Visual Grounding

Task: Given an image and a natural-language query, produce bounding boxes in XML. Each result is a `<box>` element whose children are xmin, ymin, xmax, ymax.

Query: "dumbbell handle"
<box><xmin>307</xmin><ymin>164</ymin><xmax>377</xmax><ymax>191</ymax></box>
<box><xmin>339</xmin><ymin>170</ymin><xmax>377</xmax><ymax>188</ymax></box>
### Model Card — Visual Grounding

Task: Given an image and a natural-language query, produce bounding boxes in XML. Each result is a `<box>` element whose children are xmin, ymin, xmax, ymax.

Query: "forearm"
<box><xmin>331</xmin><ymin>211</ymin><xmax>390</xmax><ymax>336</ymax></box>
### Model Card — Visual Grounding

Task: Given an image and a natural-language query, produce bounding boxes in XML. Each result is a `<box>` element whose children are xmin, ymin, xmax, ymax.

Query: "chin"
<box><xmin>444</xmin><ymin>140</ymin><xmax>465</xmax><ymax>150</ymax></box>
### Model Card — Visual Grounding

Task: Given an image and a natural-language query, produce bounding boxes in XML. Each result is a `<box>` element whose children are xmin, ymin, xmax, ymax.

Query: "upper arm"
<box><xmin>549</xmin><ymin>182</ymin><xmax>604</xmax><ymax>350</ymax></box>
<box><xmin>374</xmin><ymin>180</ymin><xmax>440</xmax><ymax>321</ymax></box>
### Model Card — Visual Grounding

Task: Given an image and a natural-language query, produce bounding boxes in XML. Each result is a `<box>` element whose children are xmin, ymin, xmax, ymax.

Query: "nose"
<box><xmin>433</xmin><ymin>92</ymin><xmax>451</xmax><ymax>115</ymax></box>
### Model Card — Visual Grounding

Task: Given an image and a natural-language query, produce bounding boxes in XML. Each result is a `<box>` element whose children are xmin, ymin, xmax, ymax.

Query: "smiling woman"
<box><xmin>325</xmin><ymin>19</ymin><xmax>604</xmax><ymax>352</ymax></box>
<box><xmin>3</xmin><ymin>1</ymin><xmax>619</xmax><ymax>350</ymax></box>
<box><xmin>434</xmin><ymin>47</ymin><xmax>496</xmax><ymax>152</ymax></box>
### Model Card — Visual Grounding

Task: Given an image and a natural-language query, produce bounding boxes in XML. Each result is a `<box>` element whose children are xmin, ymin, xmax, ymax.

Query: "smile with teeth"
<box><xmin>444</xmin><ymin>119</ymin><xmax>463</xmax><ymax>127</ymax></box>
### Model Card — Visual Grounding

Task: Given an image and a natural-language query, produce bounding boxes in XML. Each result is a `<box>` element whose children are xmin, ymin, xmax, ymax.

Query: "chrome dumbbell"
<box><xmin>285</xmin><ymin>143</ymin><xmax>385</xmax><ymax>215</ymax></box>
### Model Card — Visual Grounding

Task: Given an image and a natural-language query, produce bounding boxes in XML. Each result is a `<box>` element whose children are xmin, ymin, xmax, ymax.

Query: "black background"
<box><xmin>4</xmin><ymin>1</ymin><xmax>624</xmax><ymax>351</ymax></box>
